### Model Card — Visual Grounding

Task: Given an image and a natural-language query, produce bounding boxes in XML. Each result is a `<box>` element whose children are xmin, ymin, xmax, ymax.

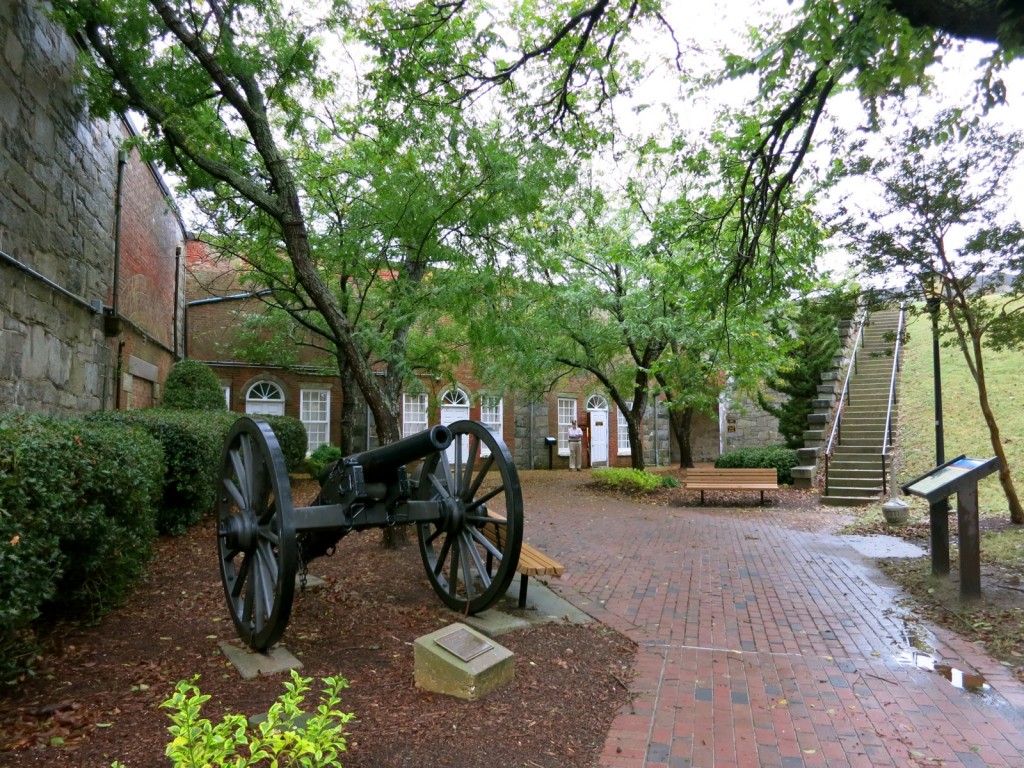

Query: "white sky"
<box><xmin>604</xmin><ymin>0</ymin><xmax>1024</xmax><ymax>286</ymax></box>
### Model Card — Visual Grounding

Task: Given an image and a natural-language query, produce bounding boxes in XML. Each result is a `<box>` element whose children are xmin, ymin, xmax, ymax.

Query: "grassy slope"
<box><xmin>896</xmin><ymin>306</ymin><xmax>1024</xmax><ymax>518</ymax></box>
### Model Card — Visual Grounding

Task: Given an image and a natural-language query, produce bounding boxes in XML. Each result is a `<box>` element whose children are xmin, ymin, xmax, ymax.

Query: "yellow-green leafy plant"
<box><xmin>112</xmin><ymin>670</ymin><xmax>353</xmax><ymax>767</ymax></box>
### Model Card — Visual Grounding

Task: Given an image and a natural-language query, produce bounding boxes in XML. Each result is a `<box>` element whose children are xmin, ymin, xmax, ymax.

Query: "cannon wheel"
<box><xmin>416</xmin><ymin>420</ymin><xmax>523</xmax><ymax>613</ymax></box>
<box><xmin>217</xmin><ymin>418</ymin><xmax>297</xmax><ymax>651</ymax></box>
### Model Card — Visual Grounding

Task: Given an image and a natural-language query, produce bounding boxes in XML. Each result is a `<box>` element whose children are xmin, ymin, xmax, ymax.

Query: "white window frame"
<box><xmin>223</xmin><ymin>385</ymin><xmax>231</xmax><ymax>409</ymax></box>
<box><xmin>440</xmin><ymin>388</ymin><xmax>470</xmax><ymax>407</ymax></box>
<box><xmin>618</xmin><ymin>402</ymin><xmax>632</xmax><ymax>456</ymax></box>
<box><xmin>480</xmin><ymin>395</ymin><xmax>503</xmax><ymax>457</ymax></box>
<box><xmin>403</xmin><ymin>393</ymin><xmax>429</xmax><ymax>438</ymax></box>
<box><xmin>245</xmin><ymin>381</ymin><xmax>285</xmax><ymax>415</ymax></box>
<box><xmin>557</xmin><ymin>397</ymin><xmax>577</xmax><ymax>456</ymax></box>
<box><xmin>300</xmin><ymin>388</ymin><xmax>331</xmax><ymax>455</ymax></box>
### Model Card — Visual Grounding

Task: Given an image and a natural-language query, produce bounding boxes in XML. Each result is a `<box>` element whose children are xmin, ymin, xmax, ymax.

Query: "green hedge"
<box><xmin>86</xmin><ymin>410</ymin><xmax>307</xmax><ymax>535</ymax></box>
<box><xmin>162</xmin><ymin>359</ymin><xmax>226</xmax><ymax>411</ymax></box>
<box><xmin>591</xmin><ymin>468</ymin><xmax>678</xmax><ymax>492</ymax></box>
<box><xmin>306</xmin><ymin>443</ymin><xmax>343</xmax><ymax>479</ymax></box>
<box><xmin>0</xmin><ymin>412</ymin><xmax>164</xmax><ymax>684</ymax></box>
<box><xmin>714</xmin><ymin>445</ymin><xmax>798</xmax><ymax>485</ymax></box>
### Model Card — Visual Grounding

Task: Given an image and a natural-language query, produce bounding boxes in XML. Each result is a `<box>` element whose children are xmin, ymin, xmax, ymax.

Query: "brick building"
<box><xmin>184</xmin><ymin>254</ymin><xmax>717</xmax><ymax>469</ymax></box>
<box><xmin>0</xmin><ymin>1</ymin><xmax>185</xmax><ymax>415</ymax></box>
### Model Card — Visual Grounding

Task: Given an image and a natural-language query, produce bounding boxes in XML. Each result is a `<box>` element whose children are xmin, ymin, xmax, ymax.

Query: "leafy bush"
<box><xmin>260</xmin><ymin>414</ymin><xmax>309</xmax><ymax>473</ymax></box>
<box><xmin>307</xmin><ymin>443</ymin><xmax>343</xmax><ymax>478</ymax></box>
<box><xmin>714</xmin><ymin>445</ymin><xmax>798</xmax><ymax>484</ymax></box>
<box><xmin>111</xmin><ymin>671</ymin><xmax>353</xmax><ymax>768</ymax></box>
<box><xmin>162</xmin><ymin>359</ymin><xmax>226</xmax><ymax>411</ymax></box>
<box><xmin>0</xmin><ymin>412</ymin><xmax>164</xmax><ymax>683</ymax></box>
<box><xmin>591</xmin><ymin>468</ymin><xmax>668</xmax><ymax>493</ymax></box>
<box><xmin>87</xmin><ymin>410</ymin><xmax>307</xmax><ymax>534</ymax></box>
<box><xmin>87</xmin><ymin>409</ymin><xmax>230</xmax><ymax>535</ymax></box>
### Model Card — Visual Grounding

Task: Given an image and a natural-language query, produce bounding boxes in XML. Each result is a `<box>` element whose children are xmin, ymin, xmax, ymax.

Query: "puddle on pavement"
<box><xmin>894</xmin><ymin>650</ymin><xmax>991</xmax><ymax>693</ymax></box>
<box><xmin>894</xmin><ymin>620</ymin><xmax>991</xmax><ymax>694</ymax></box>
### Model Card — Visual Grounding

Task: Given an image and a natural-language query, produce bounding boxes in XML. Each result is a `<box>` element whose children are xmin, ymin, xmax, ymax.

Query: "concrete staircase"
<box><xmin>818</xmin><ymin>309</ymin><xmax>903</xmax><ymax>506</ymax></box>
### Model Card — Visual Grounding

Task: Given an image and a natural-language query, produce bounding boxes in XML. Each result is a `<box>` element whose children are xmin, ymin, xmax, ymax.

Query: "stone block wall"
<box><xmin>0</xmin><ymin>0</ymin><xmax>184</xmax><ymax>415</ymax></box>
<box><xmin>723</xmin><ymin>391</ymin><xmax>786</xmax><ymax>453</ymax></box>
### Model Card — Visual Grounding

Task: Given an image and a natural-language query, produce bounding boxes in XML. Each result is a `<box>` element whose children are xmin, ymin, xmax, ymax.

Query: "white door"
<box><xmin>440</xmin><ymin>389</ymin><xmax>471</xmax><ymax>465</ymax></box>
<box><xmin>590</xmin><ymin>410</ymin><xmax>609</xmax><ymax>465</ymax></box>
<box><xmin>587</xmin><ymin>395</ymin><xmax>609</xmax><ymax>466</ymax></box>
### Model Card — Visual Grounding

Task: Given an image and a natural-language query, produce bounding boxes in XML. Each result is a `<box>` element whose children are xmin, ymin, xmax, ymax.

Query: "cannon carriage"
<box><xmin>217</xmin><ymin>417</ymin><xmax>524</xmax><ymax>651</ymax></box>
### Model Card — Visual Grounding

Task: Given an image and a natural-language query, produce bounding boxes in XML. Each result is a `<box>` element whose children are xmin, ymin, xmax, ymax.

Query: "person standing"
<box><xmin>568</xmin><ymin>419</ymin><xmax>584</xmax><ymax>471</ymax></box>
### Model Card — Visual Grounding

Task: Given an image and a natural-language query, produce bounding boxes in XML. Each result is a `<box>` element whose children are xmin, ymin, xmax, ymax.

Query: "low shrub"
<box><xmin>112</xmin><ymin>671</ymin><xmax>354</xmax><ymax>768</ymax></box>
<box><xmin>88</xmin><ymin>409</ymin><xmax>228</xmax><ymax>535</ymax></box>
<box><xmin>0</xmin><ymin>412</ymin><xmax>164</xmax><ymax>684</ymax></box>
<box><xmin>714</xmin><ymin>445</ymin><xmax>798</xmax><ymax>484</ymax></box>
<box><xmin>87</xmin><ymin>410</ymin><xmax>307</xmax><ymax>534</ymax></box>
<box><xmin>162</xmin><ymin>359</ymin><xmax>226</xmax><ymax>411</ymax></box>
<box><xmin>259</xmin><ymin>414</ymin><xmax>308</xmax><ymax>473</ymax></box>
<box><xmin>307</xmin><ymin>443</ymin><xmax>343</xmax><ymax>479</ymax></box>
<box><xmin>591</xmin><ymin>467</ymin><xmax>670</xmax><ymax>493</ymax></box>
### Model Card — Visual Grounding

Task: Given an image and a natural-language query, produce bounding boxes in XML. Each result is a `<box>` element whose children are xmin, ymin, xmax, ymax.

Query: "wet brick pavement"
<box><xmin>519</xmin><ymin>471</ymin><xmax>1024</xmax><ymax>767</ymax></box>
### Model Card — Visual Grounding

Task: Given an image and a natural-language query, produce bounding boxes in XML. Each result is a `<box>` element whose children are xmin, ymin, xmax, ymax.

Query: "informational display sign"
<box><xmin>902</xmin><ymin>455</ymin><xmax>1000</xmax><ymax>600</ymax></box>
<box><xmin>903</xmin><ymin>456</ymin><xmax>1000</xmax><ymax>504</ymax></box>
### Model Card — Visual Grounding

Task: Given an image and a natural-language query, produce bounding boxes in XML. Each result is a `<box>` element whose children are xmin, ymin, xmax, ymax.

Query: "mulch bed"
<box><xmin>0</xmin><ymin>478</ymin><xmax>635</xmax><ymax>768</ymax></box>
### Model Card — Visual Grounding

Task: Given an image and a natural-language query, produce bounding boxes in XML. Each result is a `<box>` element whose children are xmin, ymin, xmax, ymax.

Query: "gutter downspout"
<box><xmin>173</xmin><ymin>244</ymin><xmax>182</xmax><ymax>359</ymax></box>
<box><xmin>111</xmin><ymin>149</ymin><xmax>127</xmax><ymax>319</ymax></box>
<box><xmin>104</xmin><ymin>149</ymin><xmax>128</xmax><ymax>338</ymax></box>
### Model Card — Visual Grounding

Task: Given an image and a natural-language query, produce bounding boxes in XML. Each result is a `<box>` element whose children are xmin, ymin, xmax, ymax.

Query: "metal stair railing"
<box><xmin>880</xmin><ymin>304</ymin><xmax>906</xmax><ymax>495</ymax></box>
<box><xmin>824</xmin><ymin>311</ymin><xmax>867</xmax><ymax>495</ymax></box>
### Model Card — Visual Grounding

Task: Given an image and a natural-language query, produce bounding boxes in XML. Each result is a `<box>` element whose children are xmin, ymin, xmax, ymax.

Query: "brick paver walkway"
<box><xmin>519</xmin><ymin>472</ymin><xmax>1024</xmax><ymax>767</ymax></box>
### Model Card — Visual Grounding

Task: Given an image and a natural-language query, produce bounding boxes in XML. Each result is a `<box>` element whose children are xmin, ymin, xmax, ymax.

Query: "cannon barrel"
<box><xmin>351</xmin><ymin>424</ymin><xmax>453</xmax><ymax>483</ymax></box>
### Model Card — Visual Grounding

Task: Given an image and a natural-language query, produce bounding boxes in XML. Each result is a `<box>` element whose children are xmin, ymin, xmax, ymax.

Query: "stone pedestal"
<box><xmin>414</xmin><ymin>623</ymin><xmax>514</xmax><ymax>700</ymax></box>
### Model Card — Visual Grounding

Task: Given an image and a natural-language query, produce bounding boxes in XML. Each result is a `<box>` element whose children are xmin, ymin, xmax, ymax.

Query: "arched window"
<box><xmin>440</xmin><ymin>388</ymin><xmax>470</xmax><ymax>407</ymax></box>
<box><xmin>245</xmin><ymin>381</ymin><xmax>285</xmax><ymax>415</ymax></box>
<box><xmin>587</xmin><ymin>394</ymin><xmax>608</xmax><ymax>411</ymax></box>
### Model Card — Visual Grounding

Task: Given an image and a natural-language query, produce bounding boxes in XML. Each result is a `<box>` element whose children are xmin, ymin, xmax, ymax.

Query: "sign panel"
<box><xmin>435</xmin><ymin>627</ymin><xmax>493</xmax><ymax>662</ymax></box>
<box><xmin>903</xmin><ymin>455</ymin><xmax>1000</xmax><ymax>503</ymax></box>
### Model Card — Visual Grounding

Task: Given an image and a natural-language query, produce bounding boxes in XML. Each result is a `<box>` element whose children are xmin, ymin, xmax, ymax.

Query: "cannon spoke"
<box><xmin>465</xmin><ymin>484</ymin><xmax>505</xmax><ymax>515</ymax></box>
<box><xmin>464</xmin><ymin>453</ymin><xmax>495</xmax><ymax>502</ymax></box>
<box><xmin>418</xmin><ymin>420</ymin><xmax>523</xmax><ymax>615</ymax></box>
<box><xmin>469</xmin><ymin>525</ymin><xmax>504</xmax><ymax>562</ymax></box>
<box><xmin>458</xmin><ymin>435</ymin><xmax>480</xmax><ymax>498</ymax></box>
<box><xmin>218</xmin><ymin>418</ymin><xmax>296</xmax><ymax>652</ymax></box>
<box><xmin>463</xmin><ymin>530</ymin><xmax>492</xmax><ymax>589</ymax></box>
<box><xmin>433</xmin><ymin>534</ymin><xmax>454</xmax><ymax>578</ymax></box>
<box><xmin>223</xmin><ymin>471</ymin><xmax>247</xmax><ymax>511</ymax></box>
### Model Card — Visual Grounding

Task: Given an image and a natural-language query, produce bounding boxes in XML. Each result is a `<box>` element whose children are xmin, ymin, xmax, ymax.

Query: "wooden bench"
<box><xmin>481</xmin><ymin>524</ymin><xmax>565</xmax><ymax>608</ymax></box>
<box><xmin>683</xmin><ymin>467</ymin><xmax>779</xmax><ymax>506</ymax></box>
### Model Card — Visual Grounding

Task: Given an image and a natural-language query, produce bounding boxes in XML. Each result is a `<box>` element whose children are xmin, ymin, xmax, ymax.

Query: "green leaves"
<box><xmin>157</xmin><ymin>671</ymin><xmax>353</xmax><ymax>768</ymax></box>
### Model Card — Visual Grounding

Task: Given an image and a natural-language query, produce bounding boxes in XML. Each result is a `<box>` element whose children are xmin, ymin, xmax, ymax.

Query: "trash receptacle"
<box><xmin>544</xmin><ymin>437</ymin><xmax>557</xmax><ymax>470</ymax></box>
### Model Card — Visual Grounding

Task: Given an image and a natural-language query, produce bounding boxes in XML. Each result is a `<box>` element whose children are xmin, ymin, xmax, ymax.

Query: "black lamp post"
<box><xmin>925</xmin><ymin>276</ymin><xmax>950</xmax><ymax>574</ymax></box>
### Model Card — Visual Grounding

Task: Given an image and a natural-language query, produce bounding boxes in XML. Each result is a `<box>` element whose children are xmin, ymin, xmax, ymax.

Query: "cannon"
<box><xmin>217</xmin><ymin>417</ymin><xmax>524</xmax><ymax>651</ymax></box>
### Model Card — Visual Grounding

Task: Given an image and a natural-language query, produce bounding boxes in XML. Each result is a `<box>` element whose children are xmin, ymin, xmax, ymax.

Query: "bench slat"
<box><xmin>479</xmin><ymin>523</ymin><xmax>564</xmax><ymax>607</ymax></box>
<box><xmin>683</xmin><ymin>467</ymin><xmax>778</xmax><ymax>506</ymax></box>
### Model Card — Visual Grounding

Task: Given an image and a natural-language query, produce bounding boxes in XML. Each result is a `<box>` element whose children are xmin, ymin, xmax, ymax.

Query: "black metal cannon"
<box><xmin>217</xmin><ymin>418</ymin><xmax>523</xmax><ymax>651</ymax></box>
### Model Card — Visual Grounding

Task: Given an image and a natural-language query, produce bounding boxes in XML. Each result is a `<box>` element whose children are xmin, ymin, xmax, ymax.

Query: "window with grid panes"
<box><xmin>618</xmin><ymin>403</ymin><xmax>632</xmax><ymax>455</ymax></box>
<box><xmin>403</xmin><ymin>393</ymin><xmax>428</xmax><ymax>438</ymax></box>
<box><xmin>480</xmin><ymin>395</ymin><xmax>503</xmax><ymax>456</ymax></box>
<box><xmin>557</xmin><ymin>398</ymin><xmax>576</xmax><ymax>455</ymax></box>
<box><xmin>300</xmin><ymin>389</ymin><xmax>331</xmax><ymax>455</ymax></box>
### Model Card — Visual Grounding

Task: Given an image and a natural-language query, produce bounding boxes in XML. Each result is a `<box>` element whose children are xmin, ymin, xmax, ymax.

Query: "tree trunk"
<box><xmin>279</xmin><ymin>216</ymin><xmax>402</xmax><ymax>445</ymax></box>
<box><xmin>968</xmin><ymin>333</ymin><xmax>1024</xmax><ymax>523</ymax></box>
<box><xmin>669</xmin><ymin>407</ymin><xmax>695</xmax><ymax>469</ymax></box>
<box><xmin>627</xmin><ymin>418</ymin><xmax>645</xmax><ymax>471</ymax></box>
<box><xmin>336</xmin><ymin>352</ymin><xmax>359</xmax><ymax>456</ymax></box>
